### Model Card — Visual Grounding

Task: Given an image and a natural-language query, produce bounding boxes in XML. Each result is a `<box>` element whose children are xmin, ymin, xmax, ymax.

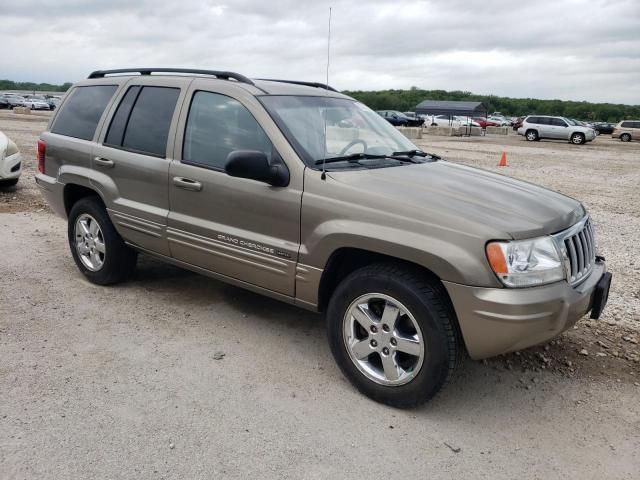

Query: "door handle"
<box><xmin>173</xmin><ymin>176</ymin><xmax>202</xmax><ymax>191</ymax></box>
<box><xmin>94</xmin><ymin>157</ymin><xmax>114</xmax><ymax>168</ymax></box>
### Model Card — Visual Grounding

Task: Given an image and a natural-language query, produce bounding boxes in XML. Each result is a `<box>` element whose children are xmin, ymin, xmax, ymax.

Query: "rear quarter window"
<box><xmin>51</xmin><ymin>85</ymin><xmax>117</xmax><ymax>140</ymax></box>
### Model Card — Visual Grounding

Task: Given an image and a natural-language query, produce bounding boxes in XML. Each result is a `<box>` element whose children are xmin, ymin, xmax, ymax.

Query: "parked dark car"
<box><xmin>46</xmin><ymin>97</ymin><xmax>61</xmax><ymax>110</ymax></box>
<box><xmin>593</xmin><ymin>122</ymin><xmax>615</xmax><ymax>135</ymax></box>
<box><xmin>377</xmin><ymin>110</ymin><xmax>424</xmax><ymax>127</ymax></box>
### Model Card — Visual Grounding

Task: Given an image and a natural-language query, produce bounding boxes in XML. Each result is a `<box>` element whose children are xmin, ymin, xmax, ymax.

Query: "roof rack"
<box><xmin>87</xmin><ymin>68</ymin><xmax>255</xmax><ymax>86</ymax></box>
<box><xmin>255</xmin><ymin>79</ymin><xmax>338</xmax><ymax>92</ymax></box>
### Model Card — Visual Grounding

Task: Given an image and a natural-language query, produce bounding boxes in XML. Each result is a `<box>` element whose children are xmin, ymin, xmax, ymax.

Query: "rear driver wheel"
<box><xmin>68</xmin><ymin>197</ymin><xmax>137</xmax><ymax>285</ymax></box>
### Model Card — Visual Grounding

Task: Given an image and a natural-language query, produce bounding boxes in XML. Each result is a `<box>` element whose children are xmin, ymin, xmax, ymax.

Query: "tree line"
<box><xmin>0</xmin><ymin>79</ymin><xmax>72</xmax><ymax>93</ymax></box>
<box><xmin>2</xmin><ymin>78</ymin><xmax>637</xmax><ymax>122</ymax></box>
<box><xmin>342</xmin><ymin>87</ymin><xmax>640</xmax><ymax>122</ymax></box>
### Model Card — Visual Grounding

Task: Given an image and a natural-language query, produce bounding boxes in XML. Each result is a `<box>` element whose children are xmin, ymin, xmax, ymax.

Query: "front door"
<box><xmin>167</xmin><ymin>85</ymin><xmax>303</xmax><ymax>296</ymax></box>
<box><xmin>548</xmin><ymin>117</ymin><xmax>569</xmax><ymax>139</ymax></box>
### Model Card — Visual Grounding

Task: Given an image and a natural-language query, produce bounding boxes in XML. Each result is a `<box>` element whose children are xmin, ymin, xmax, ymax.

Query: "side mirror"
<box><xmin>225</xmin><ymin>150</ymin><xmax>289</xmax><ymax>187</ymax></box>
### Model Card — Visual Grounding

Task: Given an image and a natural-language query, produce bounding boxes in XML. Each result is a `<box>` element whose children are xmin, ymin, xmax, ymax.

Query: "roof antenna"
<box><xmin>321</xmin><ymin>6</ymin><xmax>332</xmax><ymax>181</ymax></box>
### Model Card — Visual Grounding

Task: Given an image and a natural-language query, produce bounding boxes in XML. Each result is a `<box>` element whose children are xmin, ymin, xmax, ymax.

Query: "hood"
<box><xmin>327</xmin><ymin>161</ymin><xmax>584</xmax><ymax>240</ymax></box>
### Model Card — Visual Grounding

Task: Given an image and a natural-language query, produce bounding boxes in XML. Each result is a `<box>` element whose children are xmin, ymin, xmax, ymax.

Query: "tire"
<box><xmin>0</xmin><ymin>178</ymin><xmax>19</xmax><ymax>187</ymax></box>
<box><xmin>570</xmin><ymin>132</ymin><xmax>585</xmax><ymax>145</ymax></box>
<box><xmin>67</xmin><ymin>196</ymin><xmax>137</xmax><ymax>285</ymax></box>
<box><xmin>327</xmin><ymin>263</ymin><xmax>463</xmax><ymax>408</ymax></box>
<box><xmin>621</xmin><ymin>133</ymin><xmax>631</xmax><ymax>142</ymax></box>
<box><xmin>525</xmin><ymin>129</ymin><xmax>538</xmax><ymax>141</ymax></box>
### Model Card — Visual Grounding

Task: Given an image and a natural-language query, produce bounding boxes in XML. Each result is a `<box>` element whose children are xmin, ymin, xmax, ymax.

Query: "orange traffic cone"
<box><xmin>498</xmin><ymin>151</ymin><xmax>507</xmax><ymax>167</ymax></box>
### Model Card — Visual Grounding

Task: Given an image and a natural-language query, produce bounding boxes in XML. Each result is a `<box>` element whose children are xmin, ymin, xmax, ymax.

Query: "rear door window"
<box><xmin>51</xmin><ymin>85</ymin><xmax>118</xmax><ymax>140</ymax></box>
<box><xmin>104</xmin><ymin>86</ymin><xmax>180</xmax><ymax>157</ymax></box>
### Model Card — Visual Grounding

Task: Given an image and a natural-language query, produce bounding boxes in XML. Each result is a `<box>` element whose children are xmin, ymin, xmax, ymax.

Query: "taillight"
<box><xmin>37</xmin><ymin>140</ymin><xmax>46</xmax><ymax>174</ymax></box>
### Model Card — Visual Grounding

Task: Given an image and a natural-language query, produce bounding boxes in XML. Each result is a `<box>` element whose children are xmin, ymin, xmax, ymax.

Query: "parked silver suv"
<box><xmin>36</xmin><ymin>68</ymin><xmax>611</xmax><ymax>407</ymax></box>
<box><xmin>518</xmin><ymin>115</ymin><xmax>596</xmax><ymax>144</ymax></box>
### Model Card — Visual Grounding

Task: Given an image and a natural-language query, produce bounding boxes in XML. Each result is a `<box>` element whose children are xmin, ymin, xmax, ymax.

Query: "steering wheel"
<box><xmin>339</xmin><ymin>139</ymin><xmax>368</xmax><ymax>155</ymax></box>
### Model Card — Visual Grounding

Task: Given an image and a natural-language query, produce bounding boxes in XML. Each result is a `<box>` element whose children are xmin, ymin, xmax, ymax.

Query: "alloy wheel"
<box><xmin>343</xmin><ymin>293</ymin><xmax>425</xmax><ymax>386</ymax></box>
<box><xmin>74</xmin><ymin>213</ymin><xmax>106</xmax><ymax>271</ymax></box>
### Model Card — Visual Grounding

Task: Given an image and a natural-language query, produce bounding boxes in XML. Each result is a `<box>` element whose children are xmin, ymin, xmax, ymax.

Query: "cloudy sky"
<box><xmin>2</xmin><ymin>0</ymin><xmax>639</xmax><ymax>104</ymax></box>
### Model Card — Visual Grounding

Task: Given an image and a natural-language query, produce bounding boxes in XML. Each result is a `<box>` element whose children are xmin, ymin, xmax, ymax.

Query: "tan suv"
<box><xmin>612</xmin><ymin>120</ymin><xmax>640</xmax><ymax>142</ymax></box>
<box><xmin>36</xmin><ymin>68</ymin><xmax>612</xmax><ymax>407</ymax></box>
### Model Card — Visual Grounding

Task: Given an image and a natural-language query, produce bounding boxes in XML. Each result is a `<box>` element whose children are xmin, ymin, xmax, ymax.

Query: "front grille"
<box><xmin>558</xmin><ymin>218</ymin><xmax>596</xmax><ymax>285</ymax></box>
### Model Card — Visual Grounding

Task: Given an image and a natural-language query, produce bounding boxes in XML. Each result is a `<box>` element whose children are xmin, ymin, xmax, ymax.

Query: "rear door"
<box><xmin>93</xmin><ymin>77</ymin><xmax>189</xmax><ymax>255</ymax></box>
<box><xmin>167</xmin><ymin>80</ymin><xmax>304</xmax><ymax>296</ymax></box>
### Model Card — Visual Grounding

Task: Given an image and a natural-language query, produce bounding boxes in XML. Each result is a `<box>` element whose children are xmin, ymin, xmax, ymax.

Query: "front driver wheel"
<box><xmin>571</xmin><ymin>133</ymin><xmax>585</xmax><ymax>145</ymax></box>
<box><xmin>525</xmin><ymin>130</ymin><xmax>538</xmax><ymax>141</ymax></box>
<box><xmin>68</xmin><ymin>196</ymin><xmax>137</xmax><ymax>285</ymax></box>
<box><xmin>621</xmin><ymin>133</ymin><xmax>631</xmax><ymax>142</ymax></box>
<box><xmin>327</xmin><ymin>263</ymin><xmax>462</xmax><ymax>408</ymax></box>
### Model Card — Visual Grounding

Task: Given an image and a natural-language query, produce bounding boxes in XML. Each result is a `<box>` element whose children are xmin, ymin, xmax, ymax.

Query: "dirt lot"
<box><xmin>1</xmin><ymin>111</ymin><xmax>639</xmax><ymax>478</ymax></box>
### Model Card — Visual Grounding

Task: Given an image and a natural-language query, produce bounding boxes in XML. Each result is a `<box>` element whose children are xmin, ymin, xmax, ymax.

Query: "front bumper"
<box><xmin>0</xmin><ymin>152</ymin><xmax>22</xmax><ymax>180</ymax></box>
<box><xmin>444</xmin><ymin>261</ymin><xmax>608</xmax><ymax>359</ymax></box>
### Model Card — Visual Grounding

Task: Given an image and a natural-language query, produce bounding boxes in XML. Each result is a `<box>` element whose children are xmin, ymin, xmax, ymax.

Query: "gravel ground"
<box><xmin>1</xmin><ymin>112</ymin><xmax>639</xmax><ymax>478</ymax></box>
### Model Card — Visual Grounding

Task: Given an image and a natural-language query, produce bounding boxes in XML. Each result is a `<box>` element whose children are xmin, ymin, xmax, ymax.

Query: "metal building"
<box><xmin>415</xmin><ymin>100</ymin><xmax>487</xmax><ymax>118</ymax></box>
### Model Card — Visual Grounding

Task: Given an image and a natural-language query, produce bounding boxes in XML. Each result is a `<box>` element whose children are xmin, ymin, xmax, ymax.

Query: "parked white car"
<box><xmin>517</xmin><ymin>116</ymin><xmax>596</xmax><ymax>145</ymax></box>
<box><xmin>0</xmin><ymin>131</ymin><xmax>22</xmax><ymax>186</ymax></box>
<box><xmin>453</xmin><ymin>116</ymin><xmax>481</xmax><ymax>127</ymax></box>
<box><xmin>23</xmin><ymin>98</ymin><xmax>51</xmax><ymax>110</ymax></box>
<box><xmin>423</xmin><ymin>115</ymin><xmax>462</xmax><ymax>127</ymax></box>
<box><xmin>488</xmin><ymin>116</ymin><xmax>511</xmax><ymax>126</ymax></box>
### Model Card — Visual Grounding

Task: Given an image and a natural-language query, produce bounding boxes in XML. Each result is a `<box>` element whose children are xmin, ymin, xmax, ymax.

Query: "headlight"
<box><xmin>486</xmin><ymin>236</ymin><xmax>565</xmax><ymax>288</ymax></box>
<box><xmin>5</xmin><ymin>139</ymin><xmax>19</xmax><ymax>157</ymax></box>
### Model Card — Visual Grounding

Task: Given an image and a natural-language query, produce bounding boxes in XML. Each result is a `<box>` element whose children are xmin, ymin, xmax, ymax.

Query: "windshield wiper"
<box><xmin>392</xmin><ymin>149</ymin><xmax>441</xmax><ymax>160</ymax></box>
<box><xmin>314</xmin><ymin>153</ymin><xmax>389</xmax><ymax>165</ymax></box>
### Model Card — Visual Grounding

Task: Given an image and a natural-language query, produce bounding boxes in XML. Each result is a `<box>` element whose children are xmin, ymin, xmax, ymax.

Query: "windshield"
<box><xmin>260</xmin><ymin>96</ymin><xmax>419</xmax><ymax>168</ymax></box>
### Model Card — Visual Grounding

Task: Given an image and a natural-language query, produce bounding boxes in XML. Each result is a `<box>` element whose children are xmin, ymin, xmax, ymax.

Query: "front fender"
<box><xmin>300</xmin><ymin>219</ymin><xmax>500</xmax><ymax>287</ymax></box>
